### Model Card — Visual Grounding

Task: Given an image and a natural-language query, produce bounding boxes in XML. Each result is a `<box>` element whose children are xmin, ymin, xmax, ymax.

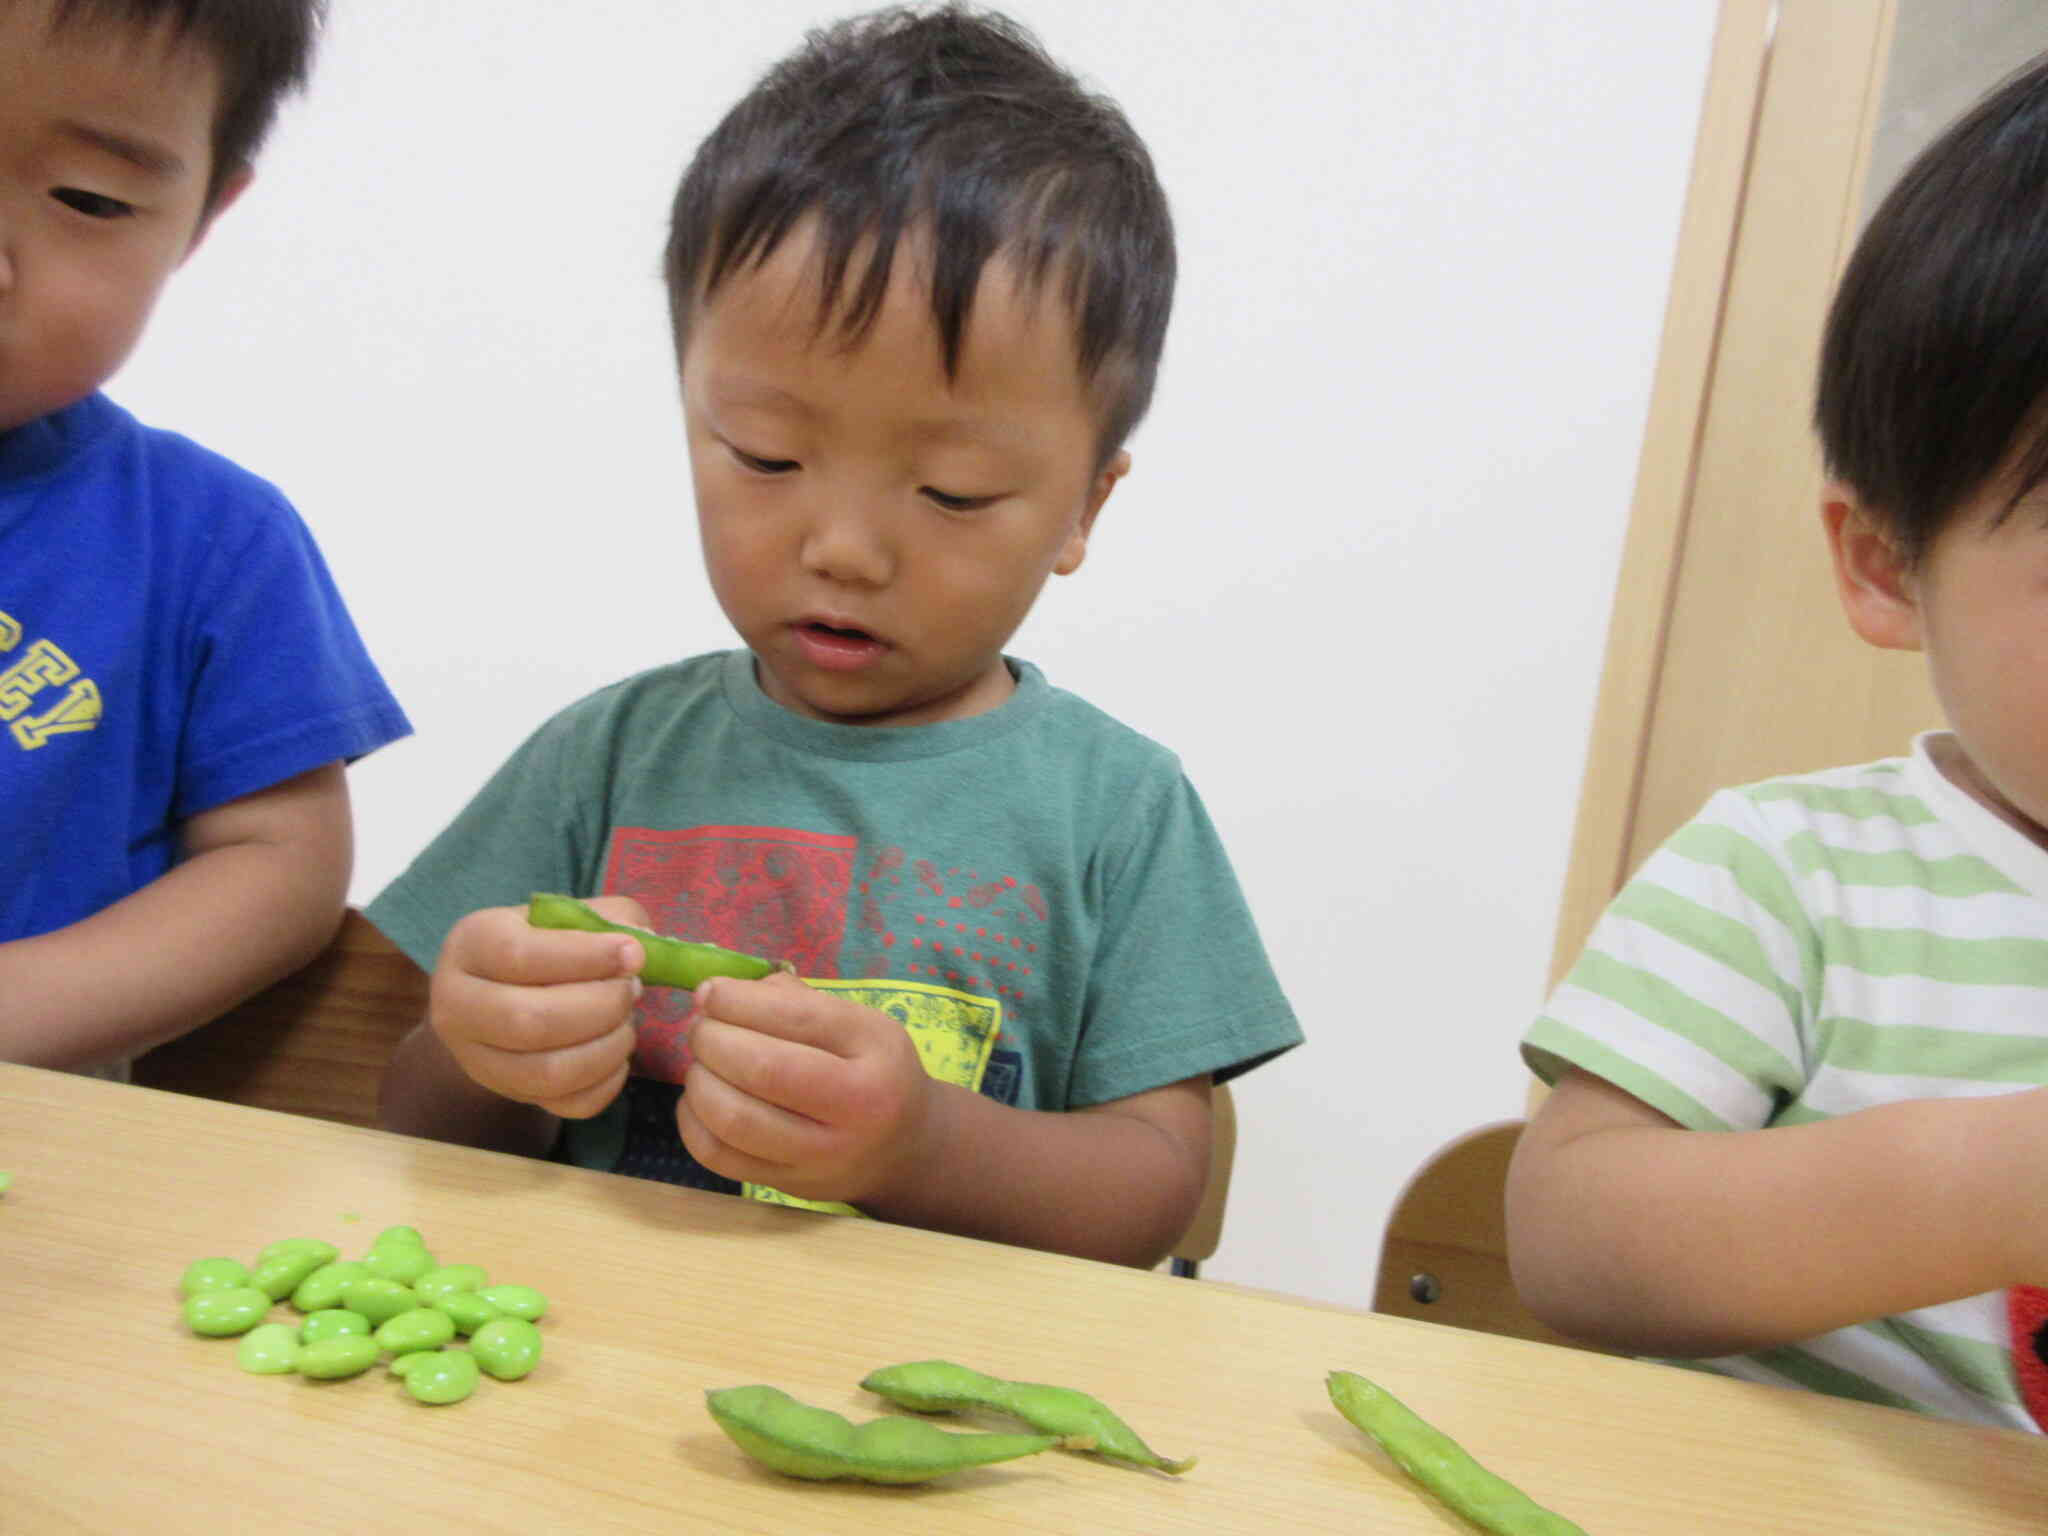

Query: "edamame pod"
<box><xmin>706</xmin><ymin>1385</ymin><xmax>1086</xmax><ymax>1484</ymax></box>
<box><xmin>526</xmin><ymin>892</ymin><xmax>781</xmax><ymax>989</ymax></box>
<box><xmin>861</xmin><ymin>1359</ymin><xmax>1195</xmax><ymax>1474</ymax></box>
<box><xmin>1326</xmin><ymin>1369</ymin><xmax>1588</xmax><ymax>1536</ymax></box>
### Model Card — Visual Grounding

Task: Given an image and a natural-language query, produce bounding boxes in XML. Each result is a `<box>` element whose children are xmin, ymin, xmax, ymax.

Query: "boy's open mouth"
<box><xmin>793</xmin><ymin>619</ymin><xmax>888</xmax><ymax>670</ymax></box>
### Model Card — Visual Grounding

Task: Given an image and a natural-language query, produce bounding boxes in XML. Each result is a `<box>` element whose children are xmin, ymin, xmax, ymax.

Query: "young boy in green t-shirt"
<box><xmin>371</xmin><ymin>5</ymin><xmax>1300</xmax><ymax>1267</ymax></box>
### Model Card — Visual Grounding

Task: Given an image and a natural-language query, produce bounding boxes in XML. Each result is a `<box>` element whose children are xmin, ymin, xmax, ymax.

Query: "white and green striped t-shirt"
<box><xmin>1525</xmin><ymin>732</ymin><xmax>2048</xmax><ymax>1432</ymax></box>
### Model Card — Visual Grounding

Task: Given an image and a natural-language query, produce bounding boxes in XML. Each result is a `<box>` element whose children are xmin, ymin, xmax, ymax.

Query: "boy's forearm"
<box><xmin>378</xmin><ymin>1023</ymin><xmax>563</xmax><ymax>1158</ymax></box>
<box><xmin>0</xmin><ymin>772</ymin><xmax>351</xmax><ymax>1069</ymax></box>
<box><xmin>1506</xmin><ymin>1075</ymin><xmax>2048</xmax><ymax>1357</ymax></box>
<box><xmin>858</xmin><ymin>1077</ymin><xmax>1211</xmax><ymax>1268</ymax></box>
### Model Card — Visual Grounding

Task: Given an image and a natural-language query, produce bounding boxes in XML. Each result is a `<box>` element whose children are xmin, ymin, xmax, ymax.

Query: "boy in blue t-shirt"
<box><xmin>371</xmin><ymin>5</ymin><xmax>1299</xmax><ymax>1267</ymax></box>
<box><xmin>0</xmin><ymin>0</ymin><xmax>411</xmax><ymax>1072</ymax></box>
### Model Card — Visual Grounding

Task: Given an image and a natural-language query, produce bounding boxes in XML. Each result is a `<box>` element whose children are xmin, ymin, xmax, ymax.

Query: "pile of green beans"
<box><xmin>526</xmin><ymin>892</ymin><xmax>786</xmax><ymax>989</ymax></box>
<box><xmin>1326</xmin><ymin>1369</ymin><xmax>1589</xmax><ymax>1536</ymax></box>
<box><xmin>179</xmin><ymin>1224</ymin><xmax>548</xmax><ymax>1406</ymax></box>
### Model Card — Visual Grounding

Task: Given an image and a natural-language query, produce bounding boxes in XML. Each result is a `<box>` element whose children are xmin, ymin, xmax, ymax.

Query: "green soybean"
<box><xmin>403</xmin><ymin>1348</ymin><xmax>480</xmax><ymax>1405</ymax></box>
<box><xmin>370</xmin><ymin>1224</ymin><xmax>427</xmax><ymax>1250</ymax></box>
<box><xmin>433</xmin><ymin>1291</ymin><xmax>504</xmax><ymax>1335</ymax></box>
<box><xmin>183</xmin><ymin>1285</ymin><xmax>273</xmax><ymax>1337</ymax></box>
<box><xmin>341</xmin><ymin>1277</ymin><xmax>419</xmax><ymax>1325</ymax></box>
<box><xmin>0</xmin><ymin>1171</ymin><xmax>12</xmax><ymax>1192</ymax></box>
<box><xmin>1326</xmin><ymin>1370</ymin><xmax>1589</xmax><ymax>1536</ymax></box>
<box><xmin>235</xmin><ymin>1322</ymin><xmax>300</xmax><ymax>1375</ymax></box>
<box><xmin>290</xmin><ymin>1259</ymin><xmax>369</xmax><ymax>1312</ymax></box>
<box><xmin>299</xmin><ymin>1334</ymin><xmax>380</xmax><ymax>1380</ymax></box>
<box><xmin>526</xmin><ymin>892</ymin><xmax>780</xmax><ymax>989</ymax></box>
<box><xmin>469</xmin><ymin>1317</ymin><xmax>542</xmax><ymax>1381</ymax></box>
<box><xmin>363</xmin><ymin>1242</ymin><xmax>436</xmax><ymax>1285</ymax></box>
<box><xmin>299</xmin><ymin>1308</ymin><xmax>372</xmax><ymax>1344</ymax></box>
<box><xmin>706</xmin><ymin>1385</ymin><xmax>1082</xmax><ymax>1484</ymax></box>
<box><xmin>179</xmin><ymin>1257</ymin><xmax>250</xmax><ymax>1297</ymax></box>
<box><xmin>861</xmin><ymin>1360</ymin><xmax>1194</xmax><ymax>1474</ymax></box>
<box><xmin>388</xmin><ymin>1350</ymin><xmax>433</xmax><ymax>1379</ymax></box>
<box><xmin>250</xmin><ymin>1239</ymin><xmax>339</xmax><ymax>1301</ymax></box>
<box><xmin>376</xmin><ymin>1307</ymin><xmax>456</xmax><ymax>1355</ymax></box>
<box><xmin>413</xmin><ymin>1264</ymin><xmax>488</xmax><ymax>1304</ymax></box>
<box><xmin>476</xmin><ymin>1284</ymin><xmax>547</xmax><ymax>1322</ymax></box>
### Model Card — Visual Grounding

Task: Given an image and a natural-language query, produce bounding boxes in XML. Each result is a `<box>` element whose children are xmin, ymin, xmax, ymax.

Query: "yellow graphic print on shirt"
<box><xmin>0</xmin><ymin>609</ymin><xmax>102</xmax><ymax>750</ymax></box>
<box><xmin>744</xmin><ymin>977</ymin><xmax>1003</xmax><ymax>1217</ymax></box>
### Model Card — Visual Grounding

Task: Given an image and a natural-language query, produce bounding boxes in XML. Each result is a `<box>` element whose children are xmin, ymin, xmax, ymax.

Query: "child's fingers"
<box><xmin>443</xmin><ymin>903</ymin><xmax>644</xmax><ymax>988</ymax></box>
<box><xmin>436</xmin><ymin>971</ymin><xmax>642</xmax><ymax>1054</ymax></box>
<box><xmin>695</xmin><ymin>973</ymin><xmax>868</xmax><ymax>1056</ymax></box>
<box><xmin>689</xmin><ymin>1017</ymin><xmax>846</xmax><ymax>1120</ymax></box>
<box><xmin>675</xmin><ymin>1067</ymin><xmax>821</xmax><ymax>1183</ymax></box>
<box><xmin>454</xmin><ymin>1020</ymin><xmax>636</xmax><ymax>1113</ymax></box>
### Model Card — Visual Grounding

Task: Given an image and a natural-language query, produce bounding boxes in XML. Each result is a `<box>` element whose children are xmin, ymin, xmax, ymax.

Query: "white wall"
<box><xmin>116</xmin><ymin>0</ymin><xmax>1718</xmax><ymax>1309</ymax></box>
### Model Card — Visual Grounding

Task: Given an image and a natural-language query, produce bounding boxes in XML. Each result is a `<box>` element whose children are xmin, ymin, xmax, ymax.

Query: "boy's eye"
<box><xmin>921</xmin><ymin>486</ymin><xmax>999</xmax><ymax>513</ymax></box>
<box><xmin>729</xmin><ymin>444</ymin><xmax>797</xmax><ymax>476</ymax></box>
<box><xmin>51</xmin><ymin>187</ymin><xmax>137</xmax><ymax>219</ymax></box>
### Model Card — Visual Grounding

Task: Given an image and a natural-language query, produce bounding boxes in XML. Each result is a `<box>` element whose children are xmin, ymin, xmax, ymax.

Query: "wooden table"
<box><xmin>5</xmin><ymin>1064</ymin><xmax>2045</xmax><ymax>1533</ymax></box>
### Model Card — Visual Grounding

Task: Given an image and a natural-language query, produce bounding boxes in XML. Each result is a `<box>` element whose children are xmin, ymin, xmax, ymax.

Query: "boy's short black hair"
<box><xmin>44</xmin><ymin>0</ymin><xmax>324</xmax><ymax>210</ymax></box>
<box><xmin>1816</xmin><ymin>50</ymin><xmax>2048</xmax><ymax>565</ymax></box>
<box><xmin>664</xmin><ymin>3</ymin><xmax>1175</xmax><ymax>464</ymax></box>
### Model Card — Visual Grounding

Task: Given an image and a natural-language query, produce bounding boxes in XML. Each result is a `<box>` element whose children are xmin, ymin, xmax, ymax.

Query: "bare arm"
<box><xmin>856</xmin><ymin>1076</ymin><xmax>1212</xmax><ymax>1267</ymax></box>
<box><xmin>0</xmin><ymin>762</ymin><xmax>353</xmax><ymax>1070</ymax></box>
<box><xmin>1505</xmin><ymin>1068</ymin><xmax>2048</xmax><ymax>1357</ymax></box>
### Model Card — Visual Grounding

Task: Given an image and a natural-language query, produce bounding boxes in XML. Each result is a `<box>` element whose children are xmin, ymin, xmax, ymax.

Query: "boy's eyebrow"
<box><xmin>55</xmin><ymin>119</ymin><xmax>187</xmax><ymax>179</ymax></box>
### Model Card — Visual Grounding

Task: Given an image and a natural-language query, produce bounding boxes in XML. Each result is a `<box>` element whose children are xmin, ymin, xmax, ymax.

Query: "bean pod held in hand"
<box><xmin>861</xmin><ymin>1359</ymin><xmax>1194</xmax><ymax>1474</ymax></box>
<box><xmin>706</xmin><ymin>1384</ymin><xmax>1088</xmax><ymax>1484</ymax></box>
<box><xmin>1326</xmin><ymin>1369</ymin><xmax>1589</xmax><ymax>1536</ymax></box>
<box><xmin>526</xmin><ymin>892</ymin><xmax>783</xmax><ymax>989</ymax></box>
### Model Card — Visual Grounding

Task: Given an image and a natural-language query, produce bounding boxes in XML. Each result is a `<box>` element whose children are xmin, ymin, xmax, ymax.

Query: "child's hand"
<box><xmin>677</xmin><ymin>974</ymin><xmax>934</xmax><ymax>1203</ymax></box>
<box><xmin>428</xmin><ymin>898</ymin><xmax>646</xmax><ymax>1119</ymax></box>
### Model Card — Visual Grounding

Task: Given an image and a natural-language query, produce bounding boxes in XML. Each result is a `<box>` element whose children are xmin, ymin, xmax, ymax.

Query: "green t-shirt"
<box><xmin>370</xmin><ymin>650</ymin><xmax>1300</xmax><ymax>1189</ymax></box>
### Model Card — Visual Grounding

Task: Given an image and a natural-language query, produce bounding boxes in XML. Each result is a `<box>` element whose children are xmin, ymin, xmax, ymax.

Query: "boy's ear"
<box><xmin>1052</xmin><ymin>449</ymin><xmax>1130</xmax><ymax>577</ymax></box>
<box><xmin>183</xmin><ymin>165</ymin><xmax>254</xmax><ymax>261</ymax></box>
<box><xmin>1822</xmin><ymin>483</ymin><xmax>1923</xmax><ymax>651</ymax></box>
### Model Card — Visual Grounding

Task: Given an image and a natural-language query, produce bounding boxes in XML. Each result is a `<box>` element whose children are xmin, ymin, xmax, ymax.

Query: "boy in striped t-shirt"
<box><xmin>1507</xmin><ymin>51</ymin><xmax>2048</xmax><ymax>1434</ymax></box>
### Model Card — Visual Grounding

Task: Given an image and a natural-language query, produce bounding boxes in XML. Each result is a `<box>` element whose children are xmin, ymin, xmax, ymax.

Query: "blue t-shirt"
<box><xmin>0</xmin><ymin>392</ymin><xmax>412</xmax><ymax>940</ymax></box>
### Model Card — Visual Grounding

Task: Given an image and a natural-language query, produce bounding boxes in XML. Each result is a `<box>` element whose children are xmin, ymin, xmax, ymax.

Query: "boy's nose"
<box><xmin>799</xmin><ymin>502</ymin><xmax>894</xmax><ymax>587</ymax></box>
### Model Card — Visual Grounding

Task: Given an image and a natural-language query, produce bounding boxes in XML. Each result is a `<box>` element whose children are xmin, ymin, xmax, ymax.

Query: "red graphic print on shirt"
<box><xmin>606</xmin><ymin>825</ymin><xmax>856</xmax><ymax>1081</ymax></box>
<box><xmin>604</xmin><ymin>828</ymin><xmax>1049</xmax><ymax>1089</ymax></box>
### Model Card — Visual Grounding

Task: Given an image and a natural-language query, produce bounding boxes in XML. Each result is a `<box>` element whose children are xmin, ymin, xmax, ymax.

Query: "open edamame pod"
<box><xmin>861</xmin><ymin>1359</ymin><xmax>1194</xmax><ymax>1474</ymax></box>
<box><xmin>706</xmin><ymin>1384</ymin><xmax>1089</xmax><ymax>1484</ymax></box>
<box><xmin>1326</xmin><ymin>1369</ymin><xmax>1588</xmax><ymax>1536</ymax></box>
<box><xmin>526</xmin><ymin>893</ymin><xmax>783</xmax><ymax>989</ymax></box>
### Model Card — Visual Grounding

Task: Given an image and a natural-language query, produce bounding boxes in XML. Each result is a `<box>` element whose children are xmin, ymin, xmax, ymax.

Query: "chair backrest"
<box><xmin>1373</xmin><ymin>1118</ymin><xmax>1605</xmax><ymax>1350</ymax></box>
<box><xmin>131</xmin><ymin>907</ymin><xmax>426</xmax><ymax>1129</ymax></box>
<box><xmin>1167</xmin><ymin>1079</ymin><xmax>1236</xmax><ymax>1277</ymax></box>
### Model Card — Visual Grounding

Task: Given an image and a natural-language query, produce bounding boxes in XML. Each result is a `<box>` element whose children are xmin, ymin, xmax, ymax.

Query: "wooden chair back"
<box><xmin>131</xmin><ymin>907</ymin><xmax>424</xmax><ymax>1129</ymax></box>
<box><xmin>1374</xmin><ymin>1118</ymin><xmax>1603</xmax><ymax>1350</ymax></box>
<box><xmin>1169</xmin><ymin>1080</ymin><xmax>1237</xmax><ymax>1278</ymax></box>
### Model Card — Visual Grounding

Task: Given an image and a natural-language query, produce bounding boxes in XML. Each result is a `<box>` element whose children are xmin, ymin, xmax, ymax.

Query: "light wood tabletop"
<box><xmin>5</xmin><ymin>1063</ymin><xmax>2046</xmax><ymax>1533</ymax></box>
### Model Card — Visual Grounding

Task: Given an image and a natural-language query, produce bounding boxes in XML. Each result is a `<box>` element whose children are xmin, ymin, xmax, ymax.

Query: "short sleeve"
<box><xmin>1524</xmin><ymin>789</ymin><xmax>1817</xmax><ymax>1132</ymax></box>
<box><xmin>1066</xmin><ymin>770</ymin><xmax>1301</xmax><ymax>1107</ymax></box>
<box><xmin>366</xmin><ymin>698</ymin><xmax>611</xmax><ymax>974</ymax></box>
<box><xmin>176</xmin><ymin>488</ymin><xmax>410</xmax><ymax>817</ymax></box>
